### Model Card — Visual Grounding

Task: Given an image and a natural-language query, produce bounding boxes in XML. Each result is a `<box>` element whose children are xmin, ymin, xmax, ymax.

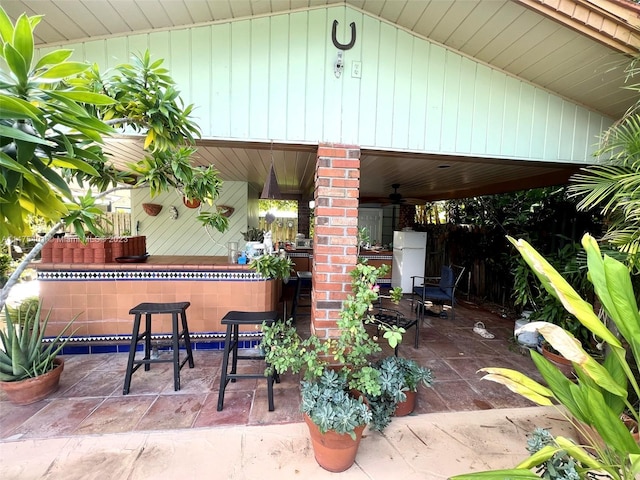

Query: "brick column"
<box><xmin>311</xmin><ymin>144</ymin><xmax>360</xmax><ymax>339</ymax></box>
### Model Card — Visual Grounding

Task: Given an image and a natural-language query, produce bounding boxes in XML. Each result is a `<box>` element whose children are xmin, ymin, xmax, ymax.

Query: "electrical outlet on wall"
<box><xmin>352</xmin><ymin>61</ymin><xmax>362</xmax><ymax>78</ymax></box>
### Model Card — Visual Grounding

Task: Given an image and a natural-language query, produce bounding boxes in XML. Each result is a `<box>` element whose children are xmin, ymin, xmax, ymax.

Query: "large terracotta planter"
<box><xmin>304</xmin><ymin>413</ymin><xmax>366</xmax><ymax>472</ymax></box>
<box><xmin>394</xmin><ymin>390</ymin><xmax>417</xmax><ymax>416</ymax></box>
<box><xmin>0</xmin><ymin>357</ymin><xmax>64</xmax><ymax>405</ymax></box>
<box><xmin>541</xmin><ymin>344</ymin><xmax>574</xmax><ymax>378</ymax></box>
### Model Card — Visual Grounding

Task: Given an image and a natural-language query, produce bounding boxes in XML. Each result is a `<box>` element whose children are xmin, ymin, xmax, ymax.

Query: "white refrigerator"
<box><xmin>391</xmin><ymin>231</ymin><xmax>427</xmax><ymax>293</ymax></box>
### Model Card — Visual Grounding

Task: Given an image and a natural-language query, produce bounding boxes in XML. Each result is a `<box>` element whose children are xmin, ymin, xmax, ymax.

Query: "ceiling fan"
<box><xmin>388</xmin><ymin>184</ymin><xmax>405</xmax><ymax>205</ymax></box>
<box><xmin>360</xmin><ymin>184</ymin><xmax>424</xmax><ymax>206</ymax></box>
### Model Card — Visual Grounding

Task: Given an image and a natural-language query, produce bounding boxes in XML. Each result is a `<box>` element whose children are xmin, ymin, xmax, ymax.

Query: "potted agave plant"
<box><xmin>0</xmin><ymin>301</ymin><xmax>77</xmax><ymax>405</ymax></box>
<box><xmin>261</xmin><ymin>263</ymin><xmax>408</xmax><ymax>472</ymax></box>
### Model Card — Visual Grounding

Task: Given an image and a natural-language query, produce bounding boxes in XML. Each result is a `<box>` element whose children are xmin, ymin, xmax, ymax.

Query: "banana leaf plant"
<box><xmin>451</xmin><ymin>233</ymin><xmax>640</xmax><ymax>480</ymax></box>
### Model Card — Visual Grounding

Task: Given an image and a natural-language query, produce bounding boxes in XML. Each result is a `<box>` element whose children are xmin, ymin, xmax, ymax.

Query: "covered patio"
<box><xmin>1</xmin><ymin>296</ymin><xmax>583</xmax><ymax>479</ymax></box>
<box><xmin>1</xmin><ymin>298</ymin><xmax>541</xmax><ymax>439</ymax></box>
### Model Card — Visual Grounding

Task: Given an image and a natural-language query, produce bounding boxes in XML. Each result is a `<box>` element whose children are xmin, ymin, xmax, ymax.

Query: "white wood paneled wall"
<box><xmin>39</xmin><ymin>5</ymin><xmax>612</xmax><ymax>164</ymax></box>
<box><xmin>131</xmin><ymin>182</ymin><xmax>249</xmax><ymax>256</ymax></box>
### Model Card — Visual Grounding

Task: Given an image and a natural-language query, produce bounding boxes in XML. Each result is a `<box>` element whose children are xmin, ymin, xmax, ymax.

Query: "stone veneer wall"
<box><xmin>311</xmin><ymin>144</ymin><xmax>360</xmax><ymax>340</ymax></box>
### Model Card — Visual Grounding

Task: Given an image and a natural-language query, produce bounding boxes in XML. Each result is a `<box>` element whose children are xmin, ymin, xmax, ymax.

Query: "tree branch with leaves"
<box><xmin>0</xmin><ymin>7</ymin><xmax>229</xmax><ymax>310</ymax></box>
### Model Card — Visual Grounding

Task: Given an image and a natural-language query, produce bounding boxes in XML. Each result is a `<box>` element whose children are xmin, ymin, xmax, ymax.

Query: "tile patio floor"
<box><xmin>0</xmin><ymin>294</ymin><xmax>541</xmax><ymax>443</ymax></box>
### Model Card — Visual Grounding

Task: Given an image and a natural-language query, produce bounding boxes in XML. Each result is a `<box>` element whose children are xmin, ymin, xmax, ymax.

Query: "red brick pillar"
<box><xmin>311</xmin><ymin>144</ymin><xmax>360</xmax><ymax>340</ymax></box>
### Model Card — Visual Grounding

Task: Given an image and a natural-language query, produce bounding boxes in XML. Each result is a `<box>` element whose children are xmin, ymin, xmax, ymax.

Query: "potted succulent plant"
<box><xmin>367</xmin><ymin>356</ymin><xmax>434</xmax><ymax>431</ymax></box>
<box><xmin>261</xmin><ymin>263</ymin><xmax>408</xmax><ymax>472</ymax></box>
<box><xmin>0</xmin><ymin>301</ymin><xmax>77</xmax><ymax>405</ymax></box>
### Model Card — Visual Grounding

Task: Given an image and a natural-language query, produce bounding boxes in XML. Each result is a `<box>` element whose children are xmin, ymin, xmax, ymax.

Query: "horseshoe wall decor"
<box><xmin>332</xmin><ymin>20</ymin><xmax>356</xmax><ymax>50</ymax></box>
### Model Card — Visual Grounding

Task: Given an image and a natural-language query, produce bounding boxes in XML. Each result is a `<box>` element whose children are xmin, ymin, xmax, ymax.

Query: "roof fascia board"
<box><xmin>513</xmin><ymin>0</ymin><xmax>640</xmax><ymax>54</ymax></box>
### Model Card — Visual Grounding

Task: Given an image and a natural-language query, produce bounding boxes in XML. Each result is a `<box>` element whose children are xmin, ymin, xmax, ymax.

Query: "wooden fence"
<box><xmin>421</xmin><ymin>224</ymin><xmax>514</xmax><ymax>307</ymax></box>
<box><xmin>96</xmin><ymin>212</ymin><xmax>131</xmax><ymax>237</ymax></box>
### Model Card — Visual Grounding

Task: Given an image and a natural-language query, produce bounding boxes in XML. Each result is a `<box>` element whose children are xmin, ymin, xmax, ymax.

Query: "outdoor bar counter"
<box><xmin>36</xmin><ymin>254</ymin><xmax>280</xmax><ymax>349</ymax></box>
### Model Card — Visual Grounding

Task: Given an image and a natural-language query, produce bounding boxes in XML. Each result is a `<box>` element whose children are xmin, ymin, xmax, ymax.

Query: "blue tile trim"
<box><xmin>37</xmin><ymin>270</ymin><xmax>265</xmax><ymax>281</ymax></box>
<box><xmin>55</xmin><ymin>332</ymin><xmax>261</xmax><ymax>355</ymax></box>
<box><xmin>90</xmin><ymin>344</ymin><xmax>119</xmax><ymax>354</ymax></box>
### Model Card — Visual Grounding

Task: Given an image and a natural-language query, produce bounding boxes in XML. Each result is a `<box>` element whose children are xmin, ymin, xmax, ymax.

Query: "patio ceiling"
<box><xmin>6</xmin><ymin>0</ymin><xmax>640</xmax><ymax>203</ymax></box>
<box><xmin>105</xmin><ymin>137</ymin><xmax>581</xmax><ymax>203</ymax></box>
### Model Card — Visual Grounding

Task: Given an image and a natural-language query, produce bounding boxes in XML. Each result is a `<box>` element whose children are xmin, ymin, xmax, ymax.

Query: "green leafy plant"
<box><xmin>368</xmin><ymin>356</ymin><xmax>434</xmax><ymax>432</ymax></box>
<box><xmin>511</xmin><ymin>240</ymin><xmax>594</xmax><ymax>348</ymax></box>
<box><xmin>249</xmin><ymin>254</ymin><xmax>294</xmax><ymax>280</ymax></box>
<box><xmin>0</xmin><ymin>301</ymin><xmax>77</xmax><ymax>381</ymax></box>
<box><xmin>0</xmin><ymin>254</ymin><xmax>11</xmax><ymax>286</ymax></box>
<box><xmin>242</xmin><ymin>227</ymin><xmax>264</xmax><ymax>242</ymax></box>
<box><xmin>6</xmin><ymin>295</ymin><xmax>39</xmax><ymax>326</ymax></box>
<box><xmin>0</xmin><ymin>7</ymin><xmax>228</xmax><ymax>312</ymax></box>
<box><xmin>261</xmin><ymin>262</ymin><xmax>411</xmax><ymax>438</ymax></box>
<box><xmin>451</xmin><ymin>233</ymin><xmax>640</xmax><ymax>480</ymax></box>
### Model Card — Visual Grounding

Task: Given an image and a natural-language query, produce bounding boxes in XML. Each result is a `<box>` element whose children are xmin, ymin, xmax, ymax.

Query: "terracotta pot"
<box><xmin>0</xmin><ymin>358</ymin><xmax>64</xmax><ymax>405</ymax></box>
<box><xmin>541</xmin><ymin>344</ymin><xmax>574</xmax><ymax>378</ymax></box>
<box><xmin>394</xmin><ymin>390</ymin><xmax>417</xmax><ymax>416</ymax></box>
<box><xmin>303</xmin><ymin>413</ymin><xmax>365</xmax><ymax>472</ymax></box>
<box><xmin>142</xmin><ymin>203</ymin><xmax>162</xmax><ymax>216</ymax></box>
<box><xmin>183</xmin><ymin>197</ymin><xmax>201</xmax><ymax>209</ymax></box>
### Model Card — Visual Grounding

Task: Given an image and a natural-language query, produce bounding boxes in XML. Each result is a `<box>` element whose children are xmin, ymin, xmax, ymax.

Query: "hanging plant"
<box><xmin>183</xmin><ymin>197</ymin><xmax>201</xmax><ymax>209</ymax></box>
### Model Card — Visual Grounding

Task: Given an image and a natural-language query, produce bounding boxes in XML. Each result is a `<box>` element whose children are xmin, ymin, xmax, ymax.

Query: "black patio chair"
<box><xmin>370</xmin><ymin>306</ymin><xmax>419</xmax><ymax>354</ymax></box>
<box><xmin>411</xmin><ymin>265</ymin><xmax>465</xmax><ymax>320</ymax></box>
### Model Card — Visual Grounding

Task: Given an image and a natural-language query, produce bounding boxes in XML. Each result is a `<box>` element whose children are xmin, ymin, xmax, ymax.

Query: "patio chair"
<box><xmin>370</xmin><ymin>306</ymin><xmax>419</xmax><ymax>354</ymax></box>
<box><xmin>411</xmin><ymin>265</ymin><xmax>465</xmax><ymax>320</ymax></box>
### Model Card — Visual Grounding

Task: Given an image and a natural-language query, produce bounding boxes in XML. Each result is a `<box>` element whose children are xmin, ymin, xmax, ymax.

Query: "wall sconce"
<box><xmin>308</xmin><ymin>200</ymin><xmax>315</xmax><ymax>209</ymax></box>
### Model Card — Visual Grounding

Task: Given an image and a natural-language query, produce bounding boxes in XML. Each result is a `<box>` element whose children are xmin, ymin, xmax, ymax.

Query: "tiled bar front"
<box><xmin>36</xmin><ymin>257</ymin><xmax>280</xmax><ymax>351</ymax></box>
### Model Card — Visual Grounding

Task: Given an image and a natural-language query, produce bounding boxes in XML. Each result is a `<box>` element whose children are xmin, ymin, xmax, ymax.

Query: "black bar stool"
<box><xmin>217</xmin><ymin>310</ymin><xmax>279</xmax><ymax>411</ymax></box>
<box><xmin>290</xmin><ymin>271</ymin><xmax>312</xmax><ymax>323</ymax></box>
<box><xmin>123</xmin><ymin>302</ymin><xmax>194</xmax><ymax>394</ymax></box>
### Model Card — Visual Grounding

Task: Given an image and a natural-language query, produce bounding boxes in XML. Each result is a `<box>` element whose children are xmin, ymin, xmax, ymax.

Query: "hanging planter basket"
<box><xmin>217</xmin><ymin>205</ymin><xmax>235</xmax><ymax>217</ymax></box>
<box><xmin>183</xmin><ymin>197</ymin><xmax>201</xmax><ymax>209</ymax></box>
<box><xmin>142</xmin><ymin>203</ymin><xmax>163</xmax><ymax>216</ymax></box>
